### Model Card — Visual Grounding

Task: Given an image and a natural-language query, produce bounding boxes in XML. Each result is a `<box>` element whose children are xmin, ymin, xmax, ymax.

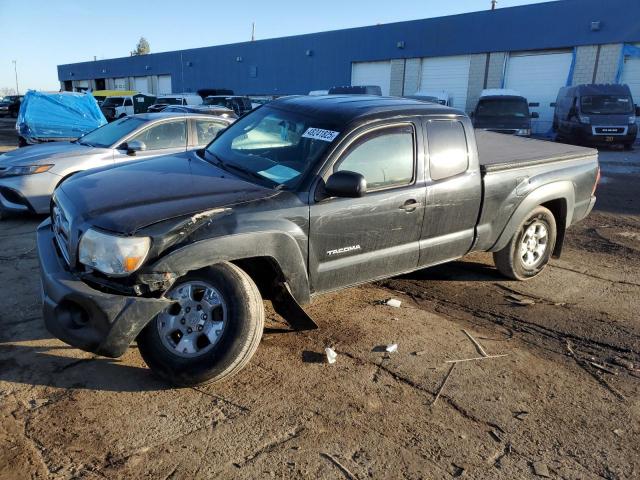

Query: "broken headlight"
<box><xmin>79</xmin><ymin>228</ymin><xmax>151</xmax><ymax>276</ymax></box>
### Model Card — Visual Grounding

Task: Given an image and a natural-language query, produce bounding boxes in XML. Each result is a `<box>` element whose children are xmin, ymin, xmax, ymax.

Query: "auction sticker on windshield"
<box><xmin>302</xmin><ymin>128</ymin><xmax>340</xmax><ymax>142</ymax></box>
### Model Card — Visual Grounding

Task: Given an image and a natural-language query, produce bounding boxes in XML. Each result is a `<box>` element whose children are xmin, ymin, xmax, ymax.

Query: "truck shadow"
<box><xmin>0</xmin><ymin>343</ymin><xmax>170</xmax><ymax>392</ymax></box>
<box><xmin>400</xmin><ymin>260</ymin><xmax>504</xmax><ymax>282</ymax></box>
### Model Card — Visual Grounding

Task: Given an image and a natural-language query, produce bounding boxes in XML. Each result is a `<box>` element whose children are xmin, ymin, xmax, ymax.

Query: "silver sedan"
<box><xmin>0</xmin><ymin>113</ymin><xmax>233</xmax><ymax>217</ymax></box>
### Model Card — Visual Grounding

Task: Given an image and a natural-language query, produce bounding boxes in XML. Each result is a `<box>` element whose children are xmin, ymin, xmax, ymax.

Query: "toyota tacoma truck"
<box><xmin>37</xmin><ymin>95</ymin><xmax>599</xmax><ymax>386</ymax></box>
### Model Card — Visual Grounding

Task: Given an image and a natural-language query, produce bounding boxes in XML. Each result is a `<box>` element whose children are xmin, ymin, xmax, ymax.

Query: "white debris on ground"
<box><xmin>325</xmin><ymin>347</ymin><xmax>337</xmax><ymax>364</ymax></box>
<box><xmin>386</xmin><ymin>343</ymin><xmax>398</xmax><ymax>353</ymax></box>
<box><xmin>386</xmin><ymin>299</ymin><xmax>402</xmax><ymax>308</ymax></box>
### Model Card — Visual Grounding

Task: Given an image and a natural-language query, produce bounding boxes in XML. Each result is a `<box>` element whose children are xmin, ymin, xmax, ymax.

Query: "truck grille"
<box><xmin>52</xmin><ymin>203</ymin><xmax>71</xmax><ymax>265</ymax></box>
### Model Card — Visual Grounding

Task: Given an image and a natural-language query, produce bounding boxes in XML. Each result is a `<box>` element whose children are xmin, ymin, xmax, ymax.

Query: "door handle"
<box><xmin>399</xmin><ymin>199</ymin><xmax>420</xmax><ymax>212</ymax></box>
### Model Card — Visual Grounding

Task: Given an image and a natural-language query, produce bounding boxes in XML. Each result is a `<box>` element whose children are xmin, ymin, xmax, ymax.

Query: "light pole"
<box><xmin>12</xmin><ymin>60</ymin><xmax>19</xmax><ymax>94</ymax></box>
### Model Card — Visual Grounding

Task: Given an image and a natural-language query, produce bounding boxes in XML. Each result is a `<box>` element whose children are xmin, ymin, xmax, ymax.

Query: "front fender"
<box><xmin>147</xmin><ymin>231</ymin><xmax>311</xmax><ymax>304</ymax></box>
<box><xmin>490</xmin><ymin>181</ymin><xmax>575</xmax><ymax>252</ymax></box>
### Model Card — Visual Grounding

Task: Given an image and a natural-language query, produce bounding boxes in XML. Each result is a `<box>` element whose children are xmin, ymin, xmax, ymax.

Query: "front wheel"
<box><xmin>137</xmin><ymin>262</ymin><xmax>264</xmax><ymax>386</ymax></box>
<box><xmin>493</xmin><ymin>206</ymin><xmax>557</xmax><ymax>281</ymax></box>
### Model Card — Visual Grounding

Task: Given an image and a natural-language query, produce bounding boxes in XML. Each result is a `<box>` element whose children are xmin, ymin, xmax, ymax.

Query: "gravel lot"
<box><xmin>1</xmin><ymin>127</ymin><xmax>639</xmax><ymax>479</ymax></box>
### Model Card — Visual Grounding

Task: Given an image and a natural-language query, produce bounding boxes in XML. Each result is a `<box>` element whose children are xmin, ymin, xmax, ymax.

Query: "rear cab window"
<box><xmin>426</xmin><ymin>120</ymin><xmax>469</xmax><ymax>181</ymax></box>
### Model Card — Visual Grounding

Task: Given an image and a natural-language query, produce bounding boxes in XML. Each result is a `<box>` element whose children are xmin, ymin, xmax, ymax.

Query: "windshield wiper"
<box><xmin>204</xmin><ymin>151</ymin><xmax>279</xmax><ymax>188</ymax></box>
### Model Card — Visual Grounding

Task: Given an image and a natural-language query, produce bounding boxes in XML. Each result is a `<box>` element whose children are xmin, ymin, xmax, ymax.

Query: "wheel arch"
<box><xmin>490</xmin><ymin>181</ymin><xmax>574</xmax><ymax>254</ymax></box>
<box><xmin>147</xmin><ymin>231</ymin><xmax>311</xmax><ymax>305</ymax></box>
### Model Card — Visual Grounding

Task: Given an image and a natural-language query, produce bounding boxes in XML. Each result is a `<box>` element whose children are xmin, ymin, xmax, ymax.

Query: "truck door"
<box><xmin>309</xmin><ymin>122</ymin><xmax>426</xmax><ymax>293</ymax></box>
<box><xmin>419</xmin><ymin>119</ymin><xmax>481</xmax><ymax>266</ymax></box>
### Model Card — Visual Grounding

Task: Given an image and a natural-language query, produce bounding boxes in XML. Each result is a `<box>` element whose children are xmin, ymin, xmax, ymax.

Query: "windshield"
<box><xmin>581</xmin><ymin>95</ymin><xmax>633</xmax><ymax>114</ymax></box>
<box><xmin>157</xmin><ymin>97</ymin><xmax>182</xmax><ymax>105</ymax></box>
<box><xmin>476</xmin><ymin>98</ymin><xmax>529</xmax><ymax>117</ymax></box>
<box><xmin>205</xmin><ymin>106</ymin><xmax>340</xmax><ymax>188</ymax></box>
<box><xmin>76</xmin><ymin>116</ymin><xmax>147</xmax><ymax>148</ymax></box>
<box><xmin>102</xmin><ymin>97</ymin><xmax>124</xmax><ymax>107</ymax></box>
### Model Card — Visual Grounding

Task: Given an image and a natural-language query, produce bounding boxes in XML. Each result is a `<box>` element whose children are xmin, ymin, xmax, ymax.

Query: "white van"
<box><xmin>148</xmin><ymin>94</ymin><xmax>203</xmax><ymax>112</ymax></box>
<box><xmin>100</xmin><ymin>93</ymin><xmax>157</xmax><ymax>121</ymax></box>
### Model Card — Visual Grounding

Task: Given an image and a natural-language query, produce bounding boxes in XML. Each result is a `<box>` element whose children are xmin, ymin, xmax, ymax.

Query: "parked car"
<box><xmin>162</xmin><ymin>104</ymin><xmax>238</xmax><ymax>119</ymax></box>
<box><xmin>471</xmin><ymin>89</ymin><xmax>538</xmax><ymax>136</ymax></box>
<box><xmin>0</xmin><ymin>95</ymin><xmax>24</xmax><ymax>118</ymax></box>
<box><xmin>17</xmin><ymin>91</ymin><xmax>107</xmax><ymax>147</ymax></box>
<box><xmin>328</xmin><ymin>85</ymin><xmax>382</xmax><ymax>95</ymax></box>
<box><xmin>197</xmin><ymin>89</ymin><xmax>234</xmax><ymax>98</ymax></box>
<box><xmin>147</xmin><ymin>94</ymin><xmax>204</xmax><ymax>113</ymax></box>
<box><xmin>406</xmin><ymin>90</ymin><xmax>452</xmax><ymax>106</ymax></box>
<box><xmin>553</xmin><ymin>83</ymin><xmax>639</xmax><ymax>149</ymax></box>
<box><xmin>203</xmin><ymin>95</ymin><xmax>253</xmax><ymax>116</ymax></box>
<box><xmin>0</xmin><ymin>113</ymin><xmax>232</xmax><ymax>217</ymax></box>
<box><xmin>36</xmin><ymin>95</ymin><xmax>599</xmax><ymax>386</ymax></box>
<box><xmin>100</xmin><ymin>93</ymin><xmax>157</xmax><ymax>121</ymax></box>
<box><xmin>92</xmin><ymin>90</ymin><xmax>137</xmax><ymax>107</ymax></box>
<box><xmin>308</xmin><ymin>90</ymin><xmax>329</xmax><ymax>96</ymax></box>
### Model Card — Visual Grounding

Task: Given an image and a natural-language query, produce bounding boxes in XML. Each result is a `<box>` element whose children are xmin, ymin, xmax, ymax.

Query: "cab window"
<box><xmin>124</xmin><ymin>98</ymin><xmax>133</xmax><ymax>107</ymax></box>
<box><xmin>426</xmin><ymin>120</ymin><xmax>469</xmax><ymax>181</ymax></box>
<box><xmin>195</xmin><ymin>119</ymin><xmax>227</xmax><ymax>146</ymax></box>
<box><xmin>130</xmin><ymin>120</ymin><xmax>187</xmax><ymax>150</ymax></box>
<box><xmin>335</xmin><ymin>125</ymin><xmax>415</xmax><ymax>190</ymax></box>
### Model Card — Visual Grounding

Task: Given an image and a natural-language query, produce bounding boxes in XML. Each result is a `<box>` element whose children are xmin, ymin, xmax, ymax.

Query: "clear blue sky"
<box><xmin>0</xmin><ymin>0</ymin><xmax>554</xmax><ymax>92</ymax></box>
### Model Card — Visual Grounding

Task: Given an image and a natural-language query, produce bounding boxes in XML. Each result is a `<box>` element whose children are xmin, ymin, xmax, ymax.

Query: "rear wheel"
<box><xmin>137</xmin><ymin>262</ymin><xmax>264</xmax><ymax>386</ymax></box>
<box><xmin>493</xmin><ymin>206</ymin><xmax>557</xmax><ymax>281</ymax></box>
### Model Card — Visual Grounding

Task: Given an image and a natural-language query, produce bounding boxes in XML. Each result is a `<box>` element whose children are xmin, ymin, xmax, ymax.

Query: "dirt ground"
<box><xmin>1</xmin><ymin>132</ymin><xmax>639</xmax><ymax>479</ymax></box>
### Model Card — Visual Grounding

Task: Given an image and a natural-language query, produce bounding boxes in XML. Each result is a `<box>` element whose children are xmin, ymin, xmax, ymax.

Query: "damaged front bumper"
<box><xmin>37</xmin><ymin>218</ymin><xmax>172</xmax><ymax>358</ymax></box>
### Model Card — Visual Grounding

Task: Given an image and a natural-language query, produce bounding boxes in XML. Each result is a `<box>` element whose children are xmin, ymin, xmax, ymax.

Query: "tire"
<box><xmin>137</xmin><ymin>262</ymin><xmax>264</xmax><ymax>386</ymax></box>
<box><xmin>493</xmin><ymin>206</ymin><xmax>557</xmax><ymax>281</ymax></box>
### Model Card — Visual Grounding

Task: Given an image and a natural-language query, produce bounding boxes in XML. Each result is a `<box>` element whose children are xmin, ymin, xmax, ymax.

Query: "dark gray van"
<box><xmin>553</xmin><ymin>84</ymin><xmax>639</xmax><ymax>149</ymax></box>
<box><xmin>471</xmin><ymin>89</ymin><xmax>538</xmax><ymax>137</ymax></box>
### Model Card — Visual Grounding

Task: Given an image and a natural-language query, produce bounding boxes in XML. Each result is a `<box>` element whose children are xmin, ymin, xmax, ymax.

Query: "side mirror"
<box><xmin>531</xmin><ymin>112</ymin><xmax>539</xmax><ymax>119</ymax></box>
<box><xmin>123</xmin><ymin>140</ymin><xmax>146</xmax><ymax>155</ymax></box>
<box><xmin>635</xmin><ymin>105</ymin><xmax>640</xmax><ymax>116</ymax></box>
<box><xmin>469</xmin><ymin>111</ymin><xmax>474</xmax><ymax>118</ymax></box>
<box><xmin>568</xmin><ymin>106</ymin><xmax>577</xmax><ymax>120</ymax></box>
<box><xmin>325</xmin><ymin>171</ymin><xmax>367</xmax><ymax>198</ymax></box>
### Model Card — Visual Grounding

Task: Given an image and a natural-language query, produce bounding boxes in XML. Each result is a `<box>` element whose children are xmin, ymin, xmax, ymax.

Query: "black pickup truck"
<box><xmin>37</xmin><ymin>95</ymin><xmax>599</xmax><ymax>386</ymax></box>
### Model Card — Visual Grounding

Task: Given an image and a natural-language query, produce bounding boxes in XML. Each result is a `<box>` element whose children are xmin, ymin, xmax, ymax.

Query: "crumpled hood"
<box><xmin>58</xmin><ymin>153</ymin><xmax>276</xmax><ymax>233</ymax></box>
<box><xmin>0</xmin><ymin>142</ymin><xmax>103</xmax><ymax>166</ymax></box>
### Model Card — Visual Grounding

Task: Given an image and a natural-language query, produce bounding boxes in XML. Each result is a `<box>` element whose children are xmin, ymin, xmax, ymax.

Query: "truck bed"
<box><xmin>475</xmin><ymin>130</ymin><xmax>598</xmax><ymax>173</ymax></box>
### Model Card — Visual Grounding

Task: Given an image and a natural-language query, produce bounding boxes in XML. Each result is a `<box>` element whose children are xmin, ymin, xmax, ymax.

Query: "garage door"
<box><xmin>114</xmin><ymin>77</ymin><xmax>128</xmax><ymax>90</ymax></box>
<box><xmin>351</xmin><ymin>61</ymin><xmax>391</xmax><ymax>96</ymax></box>
<box><xmin>134</xmin><ymin>76</ymin><xmax>149</xmax><ymax>93</ymax></box>
<box><xmin>158</xmin><ymin>75</ymin><xmax>172</xmax><ymax>95</ymax></box>
<box><xmin>75</xmin><ymin>80</ymin><xmax>89</xmax><ymax>92</ymax></box>
<box><xmin>620</xmin><ymin>50</ymin><xmax>640</xmax><ymax>138</ymax></box>
<box><xmin>419</xmin><ymin>55</ymin><xmax>470</xmax><ymax>111</ymax></box>
<box><xmin>504</xmin><ymin>51</ymin><xmax>573</xmax><ymax>135</ymax></box>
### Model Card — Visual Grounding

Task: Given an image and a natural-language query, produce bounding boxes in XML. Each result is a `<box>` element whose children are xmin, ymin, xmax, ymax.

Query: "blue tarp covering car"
<box><xmin>16</xmin><ymin>91</ymin><xmax>107</xmax><ymax>146</ymax></box>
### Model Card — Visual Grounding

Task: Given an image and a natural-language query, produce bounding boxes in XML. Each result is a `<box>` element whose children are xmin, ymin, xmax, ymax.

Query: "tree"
<box><xmin>132</xmin><ymin>37</ymin><xmax>150</xmax><ymax>56</ymax></box>
<box><xmin>0</xmin><ymin>87</ymin><xmax>16</xmax><ymax>96</ymax></box>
